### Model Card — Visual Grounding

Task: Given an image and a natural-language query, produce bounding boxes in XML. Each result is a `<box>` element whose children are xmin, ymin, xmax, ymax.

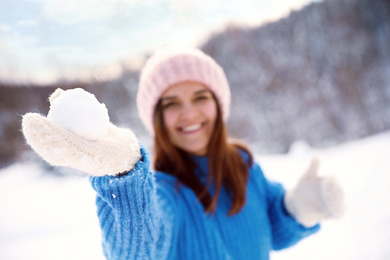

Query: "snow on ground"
<box><xmin>0</xmin><ymin>131</ymin><xmax>389</xmax><ymax>260</ymax></box>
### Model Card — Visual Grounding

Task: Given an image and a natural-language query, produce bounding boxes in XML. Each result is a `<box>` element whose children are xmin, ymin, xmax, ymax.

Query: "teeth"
<box><xmin>182</xmin><ymin>124</ymin><xmax>202</xmax><ymax>132</ymax></box>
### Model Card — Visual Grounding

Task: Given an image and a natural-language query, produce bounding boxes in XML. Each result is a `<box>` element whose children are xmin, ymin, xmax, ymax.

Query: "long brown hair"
<box><xmin>153</xmin><ymin>95</ymin><xmax>253</xmax><ymax>216</ymax></box>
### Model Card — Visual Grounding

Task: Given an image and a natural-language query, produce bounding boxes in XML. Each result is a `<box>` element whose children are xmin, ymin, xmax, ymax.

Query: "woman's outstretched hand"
<box><xmin>284</xmin><ymin>158</ymin><xmax>345</xmax><ymax>227</ymax></box>
<box><xmin>22</xmin><ymin>88</ymin><xmax>141</xmax><ymax>176</ymax></box>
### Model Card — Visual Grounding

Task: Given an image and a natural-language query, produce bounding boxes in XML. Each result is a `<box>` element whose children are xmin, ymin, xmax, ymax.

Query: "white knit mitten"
<box><xmin>22</xmin><ymin>88</ymin><xmax>141</xmax><ymax>176</ymax></box>
<box><xmin>284</xmin><ymin>158</ymin><xmax>345</xmax><ymax>227</ymax></box>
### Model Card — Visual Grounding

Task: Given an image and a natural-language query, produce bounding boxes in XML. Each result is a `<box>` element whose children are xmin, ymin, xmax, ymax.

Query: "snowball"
<box><xmin>47</xmin><ymin>88</ymin><xmax>110</xmax><ymax>140</ymax></box>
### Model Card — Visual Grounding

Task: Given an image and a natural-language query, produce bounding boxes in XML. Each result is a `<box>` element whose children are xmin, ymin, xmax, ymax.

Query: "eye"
<box><xmin>162</xmin><ymin>101</ymin><xmax>178</xmax><ymax>109</ymax></box>
<box><xmin>194</xmin><ymin>95</ymin><xmax>209</xmax><ymax>102</ymax></box>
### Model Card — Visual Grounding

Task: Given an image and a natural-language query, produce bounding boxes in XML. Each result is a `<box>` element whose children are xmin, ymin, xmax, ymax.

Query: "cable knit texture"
<box><xmin>137</xmin><ymin>47</ymin><xmax>230</xmax><ymax>134</ymax></box>
<box><xmin>90</xmin><ymin>144</ymin><xmax>320</xmax><ymax>260</ymax></box>
<box><xmin>22</xmin><ymin>113</ymin><xmax>141</xmax><ymax>176</ymax></box>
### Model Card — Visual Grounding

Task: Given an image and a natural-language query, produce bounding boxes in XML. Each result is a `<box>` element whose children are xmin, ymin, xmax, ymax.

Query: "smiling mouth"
<box><xmin>180</xmin><ymin>123</ymin><xmax>204</xmax><ymax>133</ymax></box>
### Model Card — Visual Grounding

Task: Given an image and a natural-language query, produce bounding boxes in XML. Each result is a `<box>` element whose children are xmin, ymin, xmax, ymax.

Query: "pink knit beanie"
<box><xmin>137</xmin><ymin>47</ymin><xmax>231</xmax><ymax>135</ymax></box>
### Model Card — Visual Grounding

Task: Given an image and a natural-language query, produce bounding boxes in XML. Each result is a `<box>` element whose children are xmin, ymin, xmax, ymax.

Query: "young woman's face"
<box><xmin>160</xmin><ymin>81</ymin><xmax>218</xmax><ymax>156</ymax></box>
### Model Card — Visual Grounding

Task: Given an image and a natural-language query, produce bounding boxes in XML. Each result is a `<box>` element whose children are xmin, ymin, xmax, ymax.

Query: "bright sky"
<box><xmin>0</xmin><ymin>0</ymin><xmax>317</xmax><ymax>84</ymax></box>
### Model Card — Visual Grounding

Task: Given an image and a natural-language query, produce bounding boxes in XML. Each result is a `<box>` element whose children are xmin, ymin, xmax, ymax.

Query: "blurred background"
<box><xmin>0</xmin><ymin>0</ymin><xmax>389</xmax><ymax>259</ymax></box>
<box><xmin>1</xmin><ymin>0</ymin><xmax>390</xmax><ymax>167</ymax></box>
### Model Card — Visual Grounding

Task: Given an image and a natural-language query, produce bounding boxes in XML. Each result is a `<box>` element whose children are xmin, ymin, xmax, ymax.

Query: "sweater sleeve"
<box><xmin>251</xmin><ymin>162</ymin><xmax>320</xmax><ymax>251</ymax></box>
<box><xmin>89</xmin><ymin>143</ymin><xmax>178</xmax><ymax>260</ymax></box>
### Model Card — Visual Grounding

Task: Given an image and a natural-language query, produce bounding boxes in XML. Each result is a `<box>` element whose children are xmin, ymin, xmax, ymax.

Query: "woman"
<box><xmin>22</xmin><ymin>47</ymin><xmax>344</xmax><ymax>259</ymax></box>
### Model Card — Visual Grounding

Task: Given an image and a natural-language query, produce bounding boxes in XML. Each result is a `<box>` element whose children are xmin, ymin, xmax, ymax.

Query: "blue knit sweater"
<box><xmin>89</xmin><ymin>144</ymin><xmax>320</xmax><ymax>259</ymax></box>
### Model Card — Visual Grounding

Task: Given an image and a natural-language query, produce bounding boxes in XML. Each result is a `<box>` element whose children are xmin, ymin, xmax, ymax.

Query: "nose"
<box><xmin>180</xmin><ymin>103</ymin><xmax>199</xmax><ymax>121</ymax></box>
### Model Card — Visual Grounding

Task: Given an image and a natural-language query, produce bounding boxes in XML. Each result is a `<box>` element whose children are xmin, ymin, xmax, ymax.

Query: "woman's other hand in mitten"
<box><xmin>284</xmin><ymin>158</ymin><xmax>345</xmax><ymax>227</ymax></box>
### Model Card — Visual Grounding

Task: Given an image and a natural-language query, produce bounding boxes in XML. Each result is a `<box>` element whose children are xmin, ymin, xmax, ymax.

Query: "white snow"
<box><xmin>1</xmin><ymin>131</ymin><xmax>390</xmax><ymax>260</ymax></box>
<box><xmin>47</xmin><ymin>88</ymin><xmax>110</xmax><ymax>140</ymax></box>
